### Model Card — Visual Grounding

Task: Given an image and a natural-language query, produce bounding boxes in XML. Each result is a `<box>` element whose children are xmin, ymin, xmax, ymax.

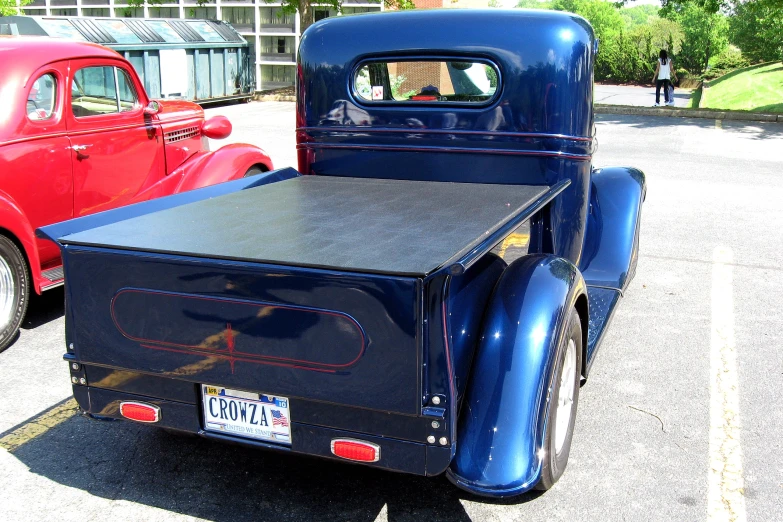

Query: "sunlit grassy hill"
<box><xmin>703</xmin><ymin>62</ymin><xmax>783</xmax><ymax>113</ymax></box>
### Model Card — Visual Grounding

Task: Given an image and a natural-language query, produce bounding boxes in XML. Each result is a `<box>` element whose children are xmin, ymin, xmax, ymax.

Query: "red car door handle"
<box><xmin>71</xmin><ymin>144</ymin><xmax>91</xmax><ymax>160</ymax></box>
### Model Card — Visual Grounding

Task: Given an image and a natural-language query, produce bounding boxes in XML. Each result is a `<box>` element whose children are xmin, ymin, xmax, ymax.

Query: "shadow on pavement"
<box><xmin>596</xmin><ymin>113</ymin><xmax>783</xmax><ymax>140</ymax></box>
<box><xmin>8</xmin><ymin>411</ymin><xmax>540</xmax><ymax>521</ymax></box>
<box><xmin>21</xmin><ymin>286</ymin><xmax>65</xmax><ymax>330</ymax></box>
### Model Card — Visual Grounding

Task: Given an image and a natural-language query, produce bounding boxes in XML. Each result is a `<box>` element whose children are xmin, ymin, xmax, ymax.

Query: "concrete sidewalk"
<box><xmin>594</xmin><ymin>83</ymin><xmax>692</xmax><ymax>108</ymax></box>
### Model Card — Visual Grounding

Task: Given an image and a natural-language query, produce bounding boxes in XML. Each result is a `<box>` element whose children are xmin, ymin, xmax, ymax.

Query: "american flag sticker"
<box><xmin>271</xmin><ymin>409</ymin><xmax>289</xmax><ymax>428</ymax></box>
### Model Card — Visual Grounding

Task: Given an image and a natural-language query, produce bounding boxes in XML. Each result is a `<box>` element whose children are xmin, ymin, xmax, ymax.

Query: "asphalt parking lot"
<box><xmin>1</xmin><ymin>102</ymin><xmax>781</xmax><ymax>521</ymax></box>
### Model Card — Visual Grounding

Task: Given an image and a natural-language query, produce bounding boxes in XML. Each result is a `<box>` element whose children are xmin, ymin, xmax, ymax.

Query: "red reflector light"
<box><xmin>119</xmin><ymin>402</ymin><xmax>160</xmax><ymax>423</ymax></box>
<box><xmin>331</xmin><ymin>438</ymin><xmax>380</xmax><ymax>462</ymax></box>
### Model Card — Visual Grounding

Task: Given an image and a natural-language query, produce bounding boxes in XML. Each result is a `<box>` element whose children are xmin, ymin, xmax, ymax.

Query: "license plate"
<box><xmin>201</xmin><ymin>385</ymin><xmax>291</xmax><ymax>445</ymax></box>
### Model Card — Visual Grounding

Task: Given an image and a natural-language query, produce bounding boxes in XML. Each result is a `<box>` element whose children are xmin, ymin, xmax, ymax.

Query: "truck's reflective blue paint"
<box><xmin>447</xmin><ymin>255</ymin><xmax>587</xmax><ymax>496</ymax></box>
<box><xmin>40</xmin><ymin>9</ymin><xmax>647</xmax><ymax>498</ymax></box>
<box><xmin>298</xmin><ymin>9</ymin><xmax>596</xmax><ymax>269</ymax></box>
<box><xmin>580</xmin><ymin>166</ymin><xmax>647</xmax><ymax>291</ymax></box>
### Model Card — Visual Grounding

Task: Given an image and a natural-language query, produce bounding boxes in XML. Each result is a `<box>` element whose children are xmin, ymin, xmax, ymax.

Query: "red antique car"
<box><xmin>0</xmin><ymin>37</ymin><xmax>273</xmax><ymax>352</ymax></box>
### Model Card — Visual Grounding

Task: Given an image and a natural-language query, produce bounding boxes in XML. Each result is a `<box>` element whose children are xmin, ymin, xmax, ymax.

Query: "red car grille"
<box><xmin>164</xmin><ymin>126</ymin><xmax>200</xmax><ymax>143</ymax></box>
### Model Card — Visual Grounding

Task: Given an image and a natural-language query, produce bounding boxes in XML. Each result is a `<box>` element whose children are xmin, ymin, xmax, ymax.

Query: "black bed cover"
<box><xmin>59</xmin><ymin>176</ymin><xmax>553</xmax><ymax>277</ymax></box>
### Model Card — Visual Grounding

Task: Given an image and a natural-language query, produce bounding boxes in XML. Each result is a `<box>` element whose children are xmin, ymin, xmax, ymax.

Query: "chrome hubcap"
<box><xmin>0</xmin><ymin>256</ymin><xmax>16</xmax><ymax>329</ymax></box>
<box><xmin>554</xmin><ymin>338</ymin><xmax>577</xmax><ymax>455</ymax></box>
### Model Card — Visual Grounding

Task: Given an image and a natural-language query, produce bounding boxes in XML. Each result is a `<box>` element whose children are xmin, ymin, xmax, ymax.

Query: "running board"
<box><xmin>41</xmin><ymin>266</ymin><xmax>64</xmax><ymax>290</ymax></box>
<box><xmin>585</xmin><ymin>285</ymin><xmax>622</xmax><ymax>377</ymax></box>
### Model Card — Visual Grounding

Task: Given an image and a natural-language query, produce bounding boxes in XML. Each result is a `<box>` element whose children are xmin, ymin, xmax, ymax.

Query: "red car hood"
<box><xmin>154</xmin><ymin>99</ymin><xmax>204</xmax><ymax>123</ymax></box>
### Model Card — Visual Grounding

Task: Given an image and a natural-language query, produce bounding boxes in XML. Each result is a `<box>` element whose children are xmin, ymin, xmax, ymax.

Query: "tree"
<box><xmin>1</xmin><ymin>0</ymin><xmax>30</xmax><ymax>16</ymax></box>
<box><xmin>516</xmin><ymin>0</ymin><xmax>553</xmax><ymax>8</ymax></box>
<box><xmin>277</xmin><ymin>1</ymin><xmax>415</xmax><ymax>33</ymax></box>
<box><xmin>550</xmin><ymin>0</ymin><xmax>626</xmax><ymax>79</ymax></box>
<box><xmin>729</xmin><ymin>0</ymin><xmax>783</xmax><ymax>62</ymax></box>
<box><xmin>663</xmin><ymin>2</ymin><xmax>728</xmax><ymax>73</ymax></box>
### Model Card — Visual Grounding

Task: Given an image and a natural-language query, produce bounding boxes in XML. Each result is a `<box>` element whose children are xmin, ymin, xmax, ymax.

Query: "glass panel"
<box><xmin>354</xmin><ymin>60</ymin><xmax>498</xmax><ymax>103</ymax></box>
<box><xmin>117</xmin><ymin>69</ymin><xmax>139</xmax><ymax>112</ymax></box>
<box><xmin>39</xmin><ymin>18</ymin><xmax>86</xmax><ymax>40</ymax></box>
<box><xmin>187</xmin><ymin>20</ymin><xmax>225</xmax><ymax>42</ymax></box>
<box><xmin>96</xmin><ymin>20</ymin><xmax>142</xmax><ymax>44</ymax></box>
<box><xmin>148</xmin><ymin>7</ymin><xmax>180</xmax><ymax>19</ymax></box>
<box><xmin>27</xmin><ymin>73</ymin><xmax>57</xmax><ymax>121</ymax></box>
<box><xmin>72</xmin><ymin>66</ymin><xmax>118</xmax><ymax>117</ymax></box>
<box><xmin>81</xmin><ymin>8</ymin><xmax>110</xmax><ymax>16</ymax></box>
<box><xmin>259</xmin><ymin>36</ymin><xmax>293</xmax><ymax>54</ymax></box>
<box><xmin>185</xmin><ymin>8</ymin><xmax>218</xmax><ymax>22</ymax></box>
<box><xmin>115</xmin><ymin>7</ymin><xmax>144</xmax><ymax>18</ymax></box>
<box><xmin>259</xmin><ymin>7</ymin><xmax>294</xmax><ymax>25</ymax></box>
<box><xmin>147</xmin><ymin>20</ymin><xmax>184</xmax><ymax>42</ymax></box>
<box><xmin>221</xmin><ymin>7</ymin><xmax>254</xmax><ymax>30</ymax></box>
<box><xmin>49</xmin><ymin>8</ymin><xmax>77</xmax><ymax>15</ymax></box>
<box><xmin>261</xmin><ymin>65</ymin><xmax>295</xmax><ymax>84</ymax></box>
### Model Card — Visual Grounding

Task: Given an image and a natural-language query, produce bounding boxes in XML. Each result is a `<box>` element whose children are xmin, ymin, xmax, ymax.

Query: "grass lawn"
<box><xmin>703</xmin><ymin>62</ymin><xmax>783</xmax><ymax>113</ymax></box>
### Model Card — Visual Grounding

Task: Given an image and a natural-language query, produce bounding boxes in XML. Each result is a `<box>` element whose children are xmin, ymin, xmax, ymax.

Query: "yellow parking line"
<box><xmin>0</xmin><ymin>398</ymin><xmax>78</xmax><ymax>453</ymax></box>
<box><xmin>715</xmin><ymin>119</ymin><xmax>723</xmax><ymax>129</ymax></box>
<box><xmin>708</xmin><ymin>246</ymin><xmax>746</xmax><ymax>522</ymax></box>
<box><xmin>497</xmin><ymin>233</ymin><xmax>530</xmax><ymax>259</ymax></box>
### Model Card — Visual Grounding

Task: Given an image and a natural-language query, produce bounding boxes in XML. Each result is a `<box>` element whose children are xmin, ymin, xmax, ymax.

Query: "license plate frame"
<box><xmin>201</xmin><ymin>385</ymin><xmax>292</xmax><ymax>445</ymax></box>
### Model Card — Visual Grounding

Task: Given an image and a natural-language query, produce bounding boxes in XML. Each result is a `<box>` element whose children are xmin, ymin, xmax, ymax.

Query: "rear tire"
<box><xmin>243</xmin><ymin>165</ymin><xmax>268</xmax><ymax>178</ymax></box>
<box><xmin>536</xmin><ymin>307</ymin><xmax>582</xmax><ymax>490</ymax></box>
<box><xmin>0</xmin><ymin>236</ymin><xmax>29</xmax><ymax>353</ymax></box>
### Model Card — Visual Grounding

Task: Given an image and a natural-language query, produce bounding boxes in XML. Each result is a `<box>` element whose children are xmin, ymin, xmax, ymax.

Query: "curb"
<box><xmin>595</xmin><ymin>104</ymin><xmax>782</xmax><ymax>123</ymax></box>
<box><xmin>249</xmin><ymin>96</ymin><xmax>781</xmax><ymax>123</ymax></box>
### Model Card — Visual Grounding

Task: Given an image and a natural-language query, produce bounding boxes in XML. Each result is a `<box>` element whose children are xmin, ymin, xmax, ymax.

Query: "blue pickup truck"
<box><xmin>39</xmin><ymin>9</ymin><xmax>645</xmax><ymax>497</ymax></box>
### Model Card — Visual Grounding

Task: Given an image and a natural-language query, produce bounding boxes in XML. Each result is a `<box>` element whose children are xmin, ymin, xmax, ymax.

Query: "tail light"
<box><xmin>331</xmin><ymin>438</ymin><xmax>380</xmax><ymax>462</ymax></box>
<box><xmin>119</xmin><ymin>401</ymin><xmax>160</xmax><ymax>423</ymax></box>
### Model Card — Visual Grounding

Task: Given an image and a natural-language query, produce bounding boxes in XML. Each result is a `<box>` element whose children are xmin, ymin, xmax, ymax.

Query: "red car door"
<box><xmin>66</xmin><ymin>58</ymin><xmax>164</xmax><ymax>217</ymax></box>
<box><xmin>1</xmin><ymin>64</ymin><xmax>74</xmax><ymax>266</ymax></box>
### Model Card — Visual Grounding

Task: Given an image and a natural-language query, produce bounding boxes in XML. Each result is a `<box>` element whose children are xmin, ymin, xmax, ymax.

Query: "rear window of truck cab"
<box><xmin>353</xmin><ymin>59</ymin><xmax>499</xmax><ymax>104</ymax></box>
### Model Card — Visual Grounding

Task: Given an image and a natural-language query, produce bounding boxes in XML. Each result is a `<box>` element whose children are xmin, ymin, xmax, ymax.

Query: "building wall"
<box><xmin>19</xmin><ymin>0</ymin><xmax>382</xmax><ymax>91</ymax></box>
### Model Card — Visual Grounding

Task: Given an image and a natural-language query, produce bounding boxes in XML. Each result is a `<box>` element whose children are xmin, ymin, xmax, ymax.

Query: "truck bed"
<box><xmin>58</xmin><ymin>176</ymin><xmax>553</xmax><ymax>277</ymax></box>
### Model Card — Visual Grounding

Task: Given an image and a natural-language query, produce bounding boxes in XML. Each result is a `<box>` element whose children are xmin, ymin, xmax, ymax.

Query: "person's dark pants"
<box><xmin>656</xmin><ymin>79</ymin><xmax>671</xmax><ymax>104</ymax></box>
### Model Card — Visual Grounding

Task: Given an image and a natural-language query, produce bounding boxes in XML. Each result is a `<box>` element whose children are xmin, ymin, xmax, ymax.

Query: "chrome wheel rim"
<box><xmin>0</xmin><ymin>256</ymin><xmax>16</xmax><ymax>329</ymax></box>
<box><xmin>554</xmin><ymin>338</ymin><xmax>577</xmax><ymax>455</ymax></box>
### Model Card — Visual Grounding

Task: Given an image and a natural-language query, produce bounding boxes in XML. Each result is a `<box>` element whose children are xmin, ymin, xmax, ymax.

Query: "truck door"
<box><xmin>66</xmin><ymin>59</ymin><xmax>165</xmax><ymax>217</ymax></box>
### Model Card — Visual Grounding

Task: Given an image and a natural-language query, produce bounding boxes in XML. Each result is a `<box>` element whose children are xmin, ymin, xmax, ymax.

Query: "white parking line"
<box><xmin>708</xmin><ymin>246</ymin><xmax>746</xmax><ymax>522</ymax></box>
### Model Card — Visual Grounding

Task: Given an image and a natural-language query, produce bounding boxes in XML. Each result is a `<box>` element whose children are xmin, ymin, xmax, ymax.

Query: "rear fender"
<box><xmin>447</xmin><ymin>254</ymin><xmax>586</xmax><ymax>497</ymax></box>
<box><xmin>0</xmin><ymin>192</ymin><xmax>44</xmax><ymax>293</ymax></box>
<box><xmin>174</xmin><ymin>143</ymin><xmax>274</xmax><ymax>194</ymax></box>
<box><xmin>579</xmin><ymin>166</ymin><xmax>646</xmax><ymax>291</ymax></box>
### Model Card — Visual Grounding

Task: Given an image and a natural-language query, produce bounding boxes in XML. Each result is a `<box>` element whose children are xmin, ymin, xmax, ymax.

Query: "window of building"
<box><xmin>341</xmin><ymin>7</ymin><xmax>376</xmax><ymax>15</ymax></box>
<box><xmin>148</xmin><ymin>7</ymin><xmax>180</xmax><ymax>19</ymax></box>
<box><xmin>259</xmin><ymin>7</ymin><xmax>294</xmax><ymax>27</ymax></box>
<box><xmin>49</xmin><ymin>8</ymin><xmax>77</xmax><ymax>16</ymax></box>
<box><xmin>185</xmin><ymin>7</ymin><xmax>218</xmax><ymax>21</ymax></box>
<box><xmin>221</xmin><ymin>7</ymin><xmax>254</xmax><ymax>31</ymax></box>
<box><xmin>81</xmin><ymin>8</ymin><xmax>110</xmax><ymax>17</ymax></box>
<box><xmin>259</xmin><ymin>36</ymin><xmax>294</xmax><ymax>55</ymax></box>
<box><xmin>261</xmin><ymin>65</ymin><xmax>295</xmax><ymax>85</ymax></box>
<box><xmin>314</xmin><ymin>9</ymin><xmax>334</xmax><ymax>22</ymax></box>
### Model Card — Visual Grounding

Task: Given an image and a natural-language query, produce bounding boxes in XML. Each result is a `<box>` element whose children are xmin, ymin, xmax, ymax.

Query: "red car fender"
<box><xmin>174</xmin><ymin>143</ymin><xmax>274</xmax><ymax>194</ymax></box>
<box><xmin>0</xmin><ymin>191</ymin><xmax>45</xmax><ymax>294</ymax></box>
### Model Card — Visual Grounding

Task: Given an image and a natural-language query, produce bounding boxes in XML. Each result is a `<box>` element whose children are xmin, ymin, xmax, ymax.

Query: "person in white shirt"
<box><xmin>652</xmin><ymin>50</ymin><xmax>678</xmax><ymax>107</ymax></box>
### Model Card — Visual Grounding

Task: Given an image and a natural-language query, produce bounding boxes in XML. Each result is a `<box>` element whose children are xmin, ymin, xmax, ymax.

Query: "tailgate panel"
<box><xmin>66</xmin><ymin>247</ymin><xmax>421</xmax><ymax>415</ymax></box>
<box><xmin>111</xmin><ymin>289</ymin><xmax>365</xmax><ymax>370</ymax></box>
